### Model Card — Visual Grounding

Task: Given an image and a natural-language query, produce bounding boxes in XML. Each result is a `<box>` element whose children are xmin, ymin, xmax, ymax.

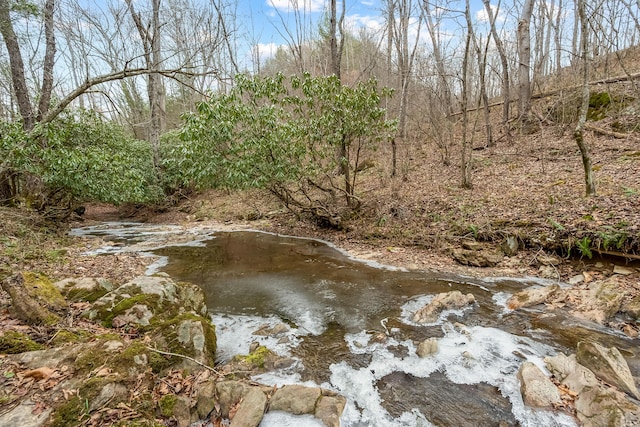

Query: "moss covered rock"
<box><xmin>0</xmin><ymin>331</ymin><xmax>43</xmax><ymax>354</ymax></box>
<box><xmin>53</xmin><ymin>277</ymin><xmax>113</xmax><ymax>302</ymax></box>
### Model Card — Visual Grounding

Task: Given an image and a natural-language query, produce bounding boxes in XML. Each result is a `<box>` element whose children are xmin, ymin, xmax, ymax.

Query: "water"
<box><xmin>74</xmin><ymin>223</ymin><xmax>639</xmax><ymax>426</ymax></box>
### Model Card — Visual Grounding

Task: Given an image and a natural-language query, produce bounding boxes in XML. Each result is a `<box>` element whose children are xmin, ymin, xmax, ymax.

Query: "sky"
<box><xmin>234</xmin><ymin>0</ymin><xmax>511</xmax><ymax>68</ymax></box>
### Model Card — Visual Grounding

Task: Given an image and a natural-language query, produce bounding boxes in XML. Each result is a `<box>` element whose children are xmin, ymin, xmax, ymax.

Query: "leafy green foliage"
<box><xmin>164</xmin><ymin>72</ymin><xmax>396</xmax><ymax>216</ymax></box>
<box><xmin>0</xmin><ymin>111</ymin><xmax>161</xmax><ymax>205</ymax></box>
<box><xmin>576</xmin><ymin>236</ymin><xmax>593</xmax><ymax>259</ymax></box>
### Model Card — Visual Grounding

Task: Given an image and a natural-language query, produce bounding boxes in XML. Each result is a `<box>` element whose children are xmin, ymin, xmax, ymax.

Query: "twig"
<box><xmin>146</xmin><ymin>347</ymin><xmax>218</xmax><ymax>373</ymax></box>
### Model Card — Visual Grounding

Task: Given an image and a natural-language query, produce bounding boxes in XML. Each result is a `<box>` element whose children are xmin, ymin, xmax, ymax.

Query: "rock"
<box><xmin>88</xmin><ymin>275</ymin><xmax>216</xmax><ymax>365</ymax></box>
<box><xmin>537</xmin><ymin>265</ymin><xmax>557</xmax><ymax>279</ymax></box>
<box><xmin>537</xmin><ymin>254</ymin><xmax>561</xmax><ymax>266</ymax></box>
<box><xmin>622</xmin><ymin>295</ymin><xmax>640</xmax><ymax>319</ymax></box>
<box><xmin>195</xmin><ymin>379</ymin><xmax>217</xmax><ymax>419</ymax></box>
<box><xmin>545</xmin><ymin>353</ymin><xmax>598</xmax><ymax>394</ymax></box>
<box><xmin>452</xmin><ymin>248</ymin><xmax>502</xmax><ymax>267</ymax></box>
<box><xmin>315</xmin><ymin>395</ymin><xmax>347</xmax><ymax>427</ymax></box>
<box><xmin>412</xmin><ymin>291</ymin><xmax>475</xmax><ymax>323</ymax></box>
<box><xmin>613</xmin><ymin>265</ymin><xmax>635</xmax><ymax>275</ymax></box>
<box><xmin>416</xmin><ymin>338</ymin><xmax>438</xmax><ymax>357</ymax></box>
<box><xmin>506</xmin><ymin>285</ymin><xmax>560</xmax><ymax>310</ymax></box>
<box><xmin>216</xmin><ymin>381</ymin><xmax>248</xmax><ymax>417</ymax></box>
<box><xmin>568</xmin><ymin>274</ymin><xmax>584</xmax><ymax>285</ymax></box>
<box><xmin>173</xmin><ymin>395</ymin><xmax>194</xmax><ymax>427</ymax></box>
<box><xmin>0</xmin><ymin>400</ymin><xmax>52</xmax><ymax>427</ymax></box>
<box><xmin>111</xmin><ymin>304</ymin><xmax>154</xmax><ymax>327</ymax></box>
<box><xmin>89</xmin><ymin>382</ymin><xmax>128</xmax><ymax>411</ymax></box>
<box><xmin>517</xmin><ymin>362</ymin><xmax>561</xmax><ymax>408</ymax></box>
<box><xmin>230</xmin><ymin>388</ymin><xmax>267</xmax><ymax>427</ymax></box>
<box><xmin>53</xmin><ymin>277</ymin><xmax>112</xmax><ymax>302</ymax></box>
<box><xmin>575</xmin><ymin>384</ymin><xmax>640</xmax><ymax>427</ymax></box>
<box><xmin>269</xmin><ymin>385</ymin><xmax>322</xmax><ymax>415</ymax></box>
<box><xmin>576</xmin><ymin>341</ymin><xmax>640</xmax><ymax>399</ymax></box>
<box><xmin>501</xmin><ymin>236</ymin><xmax>519</xmax><ymax>256</ymax></box>
<box><xmin>1</xmin><ymin>272</ymin><xmax>66</xmax><ymax>325</ymax></box>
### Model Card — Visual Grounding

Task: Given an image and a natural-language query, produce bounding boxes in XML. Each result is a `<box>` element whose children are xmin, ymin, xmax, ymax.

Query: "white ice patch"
<box><xmin>260</xmin><ymin>411</ymin><xmax>325</xmax><ymax>427</ymax></box>
<box><xmin>331</xmin><ymin>324</ymin><xmax>577</xmax><ymax>427</ymax></box>
<box><xmin>492</xmin><ymin>291</ymin><xmax>513</xmax><ymax>315</ymax></box>
<box><xmin>211</xmin><ymin>314</ymin><xmax>306</xmax><ymax>361</ymax></box>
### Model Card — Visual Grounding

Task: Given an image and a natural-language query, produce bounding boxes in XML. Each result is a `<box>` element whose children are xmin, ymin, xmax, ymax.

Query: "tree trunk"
<box><xmin>37</xmin><ymin>0</ymin><xmax>56</xmax><ymax>121</ymax></box>
<box><xmin>481</xmin><ymin>0</ymin><xmax>510</xmax><ymax>129</ymax></box>
<box><xmin>0</xmin><ymin>0</ymin><xmax>34</xmax><ymax>130</ymax></box>
<box><xmin>574</xmin><ymin>0</ymin><xmax>596</xmax><ymax>196</ymax></box>
<box><xmin>461</xmin><ymin>0</ymin><xmax>473</xmax><ymax>189</ymax></box>
<box><xmin>517</xmin><ymin>0</ymin><xmax>535</xmax><ymax>123</ymax></box>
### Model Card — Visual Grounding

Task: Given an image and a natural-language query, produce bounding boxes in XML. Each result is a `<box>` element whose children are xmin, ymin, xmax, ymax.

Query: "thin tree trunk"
<box><xmin>37</xmin><ymin>0</ymin><xmax>56</xmax><ymax>121</ymax></box>
<box><xmin>481</xmin><ymin>0</ymin><xmax>510</xmax><ymax>129</ymax></box>
<box><xmin>574</xmin><ymin>0</ymin><xmax>596</xmax><ymax>196</ymax></box>
<box><xmin>461</xmin><ymin>0</ymin><xmax>472</xmax><ymax>189</ymax></box>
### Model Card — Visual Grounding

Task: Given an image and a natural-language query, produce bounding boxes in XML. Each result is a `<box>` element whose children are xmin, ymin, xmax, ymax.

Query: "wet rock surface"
<box><xmin>377</xmin><ymin>371</ymin><xmax>518</xmax><ymax>427</ymax></box>
<box><xmin>412</xmin><ymin>290</ymin><xmax>476</xmax><ymax>323</ymax></box>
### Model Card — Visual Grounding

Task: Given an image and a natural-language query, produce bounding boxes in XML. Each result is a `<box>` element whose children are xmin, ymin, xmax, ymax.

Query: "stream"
<box><xmin>71</xmin><ymin>222</ymin><xmax>639</xmax><ymax>427</ymax></box>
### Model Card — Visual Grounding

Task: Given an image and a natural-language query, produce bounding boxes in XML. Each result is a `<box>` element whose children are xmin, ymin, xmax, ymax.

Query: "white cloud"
<box><xmin>345</xmin><ymin>14</ymin><xmax>384</xmax><ymax>33</ymax></box>
<box><xmin>475</xmin><ymin>3</ymin><xmax>505</xmax><ymax>24</ymax></box>
<box><xmin>253</xmin><ymin>42</ymin><xmax>281</xmax><ymax>61</ymax></box>
<box><xmin>267</xmin><ymin>0</ymin><xmax>326</xmax><ymax>13</ymax></box>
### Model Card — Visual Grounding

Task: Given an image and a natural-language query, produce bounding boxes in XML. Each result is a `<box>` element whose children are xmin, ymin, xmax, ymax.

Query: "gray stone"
<box><xmin>89</xmin><ymin>382</ymin><xmax>128</xmax><ymax>411</ymax></box>
<box><xmin>122</xmin><ymin>275</ymin><xmax>178</xmax><ymax>302</ymax></box>
<box><xmin>269</xmin><ymin>385</ymin><xmax>322</xmax><ymax>415</ymax></box>
<box><xmin>315</xmin><ymin>395</ymin><xmax>347</xmax><ymax>427</ymax></box>
<box><xmin>577</xmin><ymin>341</ymin><xmax>640</xmax><ymax>399</ymax></box>
<box><xmin>416</xmin><ymin>338</ymin><xmax>438</xmax><ymax>358</ymax></box>
<box><xmin>452</xmin><ymin>248</ymin><xmax>502</xmax><ymax>267</ymax></box>
<box><xmin>177</xmin><ymin>319</ymin><xmax>205</xmax><ymax>353</ymax></box>
<box><xmin>412</xmin><ymin>291</ymin><xmax>476</xmax><ymax>323</ymax></box>
<box><xmin>195</xmin><ymin>379</ymin><xmax>217</xmax><ymax>420</ymax></box>
<box><xmin>613</xmin><ymin>265</ymin><xmax>635</xmax><ymax>275</ymax></box>
<box><xmin>0</xmin><ymin>400</ymin><xmax>52</xmax><ymax>427</ymax></box>
<box><xmin>507</xmin><ymin>285</ymin><xmax>560</xmax><ymax>310</ymax></box>
<box><xmin>545</xmin><ymin>353</ymin><xmax>598</xmax><ymax>394</ymax></box>
<box><xmin>517</xmin><ymin>362</ymin><xmax>562</xmax><ymax>408</ymax></box>
<box><xmin>173</xmin><ymin>395</ymin><xmax>194</xmax><ymax>427</ymax></box>
<box><xmin>53</xmin><ymin>277</ymin><xmax>113</xmax><ymax>300</ymax></box>
<box><xmin>216</xmin><ymin>381</ymin><xmax>248</xmax><ymax>417</ymax></box>
<box><xmin>111</xmin><ymin>304</ymin><xmax>153</xmax><ymax>327</ymax></box>
<box><xmin>230</xmin><ymin>388</ymin><xmax>266</xmax><ymax>427</ymax></box>
<box><xmin>575</xmin><ymin>384</ymin><xmax>640</xmax><ymax>427</ymax></box>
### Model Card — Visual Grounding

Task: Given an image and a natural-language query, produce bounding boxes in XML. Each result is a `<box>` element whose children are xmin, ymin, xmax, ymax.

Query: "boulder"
<box><xmin>416</xmin><ymin>338</ymin><xmax>439</xmax><ymax>357</ymax></box>
<box><xmin>506</xmin><ymin>285</ymin><xmax>560</xmax><ymax>310</ymax></box>
<box><xmin>230</xmin><ymin>388</ymin><xmax>267</xmax><ymax>427</ymax></box>
<box><xmin>53</xmin><ymin>277</ymin><xmax>113</xmax><ymax>302</ymax></box>
<box><xmin>452</xmin><ymin>248</ymin><xmax>502</xmax><ymax>267</ymax></box>
<box><xmin>216</xmin><ymin>381</ymin><xmax>249</xmax><ymax>417</ymax></box>
<box><xmin>575</xmin><ymin>384</ymin><xmax>640</xmax><ymax>427</ymax></box>
<box><xmin>576</xmin><ymin>341</ymin><xmax>640</xmax><ymax>399</ymax></box>
<box><xmin>269</xmin><ymin>385</ymin><xmax>321</xmax><ymax>415</ymax></box>
<box><xmin>517</xmin><ymin>362</ymin><xmax>561</xmax><ymax>408</ymax></box>
<box><xmin>88</xmin><ymin>275</ymin><xmax>216</xmax><ymax>365</ymax></box>
<box><xmin>412</xmin><ymin>291</ymin><xmax>475</xmax><ymax>323</ymax></box>
<box><xmin>315</xmin><ymin>394</ymin><xmax>347</xmax><ymax>427</ymax></box>
<box><xmin>545</xmin><ymin>353</ymin><xmax>598</xmax><ymax>394</ymax></box>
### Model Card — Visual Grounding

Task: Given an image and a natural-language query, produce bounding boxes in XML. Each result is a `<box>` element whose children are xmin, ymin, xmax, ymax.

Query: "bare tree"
<box><xmin>481</xmin><ymin>0</ymin><xmax>510</xmax><ymax>129</ymax></box>
<box><xmin>125</xmin><ymin>0</ymin><xmax>165</xmax><ymax>169</ymax></box>
<box><xmin>574</xmin><ymin>0</ymin><xmax>596</xmax><ymax>196</ymax></box>
<box><xmin>460</xmin><ymin>0</ymin><xmax>472</xmax><ymax>189</ymax></box>
<box><xmin>517</xmin><ymin>0</ymin><xmax>534</xmax><ymax>125</ymax></box>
